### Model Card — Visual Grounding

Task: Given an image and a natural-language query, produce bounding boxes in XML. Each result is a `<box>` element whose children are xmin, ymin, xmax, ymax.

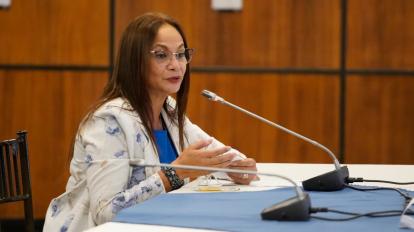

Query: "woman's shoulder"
<box><xmin>98</xmin><ymin>96</ymin><xmax>176</xmax><ymax>113</ymax></box>
<box><xmin>98</xmin><ymin>97</ymin><xmax>133</xmax><ymax>112</ymax></box>
<box><xmin>79</xmin><ymin>98</ymin><xmax>139</xmax><ymax>130</ymax></box>
<box><xmin>79</xmin><ymin>97</ymin><xmax>145</xmax><ymax>139</ymax></box>
<box><xmin>92</xmin><ymin>97</ymin><xmax>137</xmax><ymax>118</ymax></box>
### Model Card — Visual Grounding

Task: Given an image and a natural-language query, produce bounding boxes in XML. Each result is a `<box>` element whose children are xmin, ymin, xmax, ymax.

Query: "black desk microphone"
<box><xmin>201</xmin><ymin>89</ymin><xmax>349</xmax><ymax>191</ymax></box>
<box><xmin>129</xmin><ymin>160</ymin><xmax>311</xmax><ymax>221</ymax></box>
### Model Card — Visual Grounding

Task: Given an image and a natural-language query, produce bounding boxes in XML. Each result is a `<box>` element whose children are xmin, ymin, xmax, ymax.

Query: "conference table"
<box><xmin>86</xmin><ymin>163</ymin><xmax>414</xmax><ymax>232</ymax></box>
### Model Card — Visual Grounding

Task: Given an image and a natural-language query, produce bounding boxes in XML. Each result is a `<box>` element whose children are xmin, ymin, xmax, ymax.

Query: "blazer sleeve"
<box><xmin>79</xmin><ymin>114</ymin><xmax>165</xmax><ymax>225</ymax></box>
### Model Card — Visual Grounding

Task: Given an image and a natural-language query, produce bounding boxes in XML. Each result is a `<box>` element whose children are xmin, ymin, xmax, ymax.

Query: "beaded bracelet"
<box><xmin>162</xmin><ymin>167</ymin><xmax>184</xmax><ymax>190</ymax></box>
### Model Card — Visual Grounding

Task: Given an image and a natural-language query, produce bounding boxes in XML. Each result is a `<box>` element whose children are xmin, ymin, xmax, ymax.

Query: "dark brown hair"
<box><xmin>83</xmin><ymin>12</ymin><xmax>190</xmax><ymax>151</ymax></box>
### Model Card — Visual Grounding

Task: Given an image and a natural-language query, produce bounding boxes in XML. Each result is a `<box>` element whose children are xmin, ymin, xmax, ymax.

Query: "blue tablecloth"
<box><xmin>114</xmin><ymin>186</ymin><xmax>412</xmax><ymax>232</ymax></box>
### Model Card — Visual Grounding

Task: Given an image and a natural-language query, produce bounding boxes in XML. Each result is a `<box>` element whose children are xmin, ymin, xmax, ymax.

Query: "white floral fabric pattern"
<box><xmin>42</xmin><ymin>97</ymin><xmax>244</xmax><ymax>232</ymax></box>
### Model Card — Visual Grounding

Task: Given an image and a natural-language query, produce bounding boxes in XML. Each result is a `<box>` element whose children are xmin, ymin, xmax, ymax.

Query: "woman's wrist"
<box><xmin>161</xmin><ymin>167</ymin><xmax>185</xmax><ymax>191</ymax></box>
<box><xmin>158</xmin><ymin>170</ymin><xmax>172</xmax><ymax>192</ymax></box>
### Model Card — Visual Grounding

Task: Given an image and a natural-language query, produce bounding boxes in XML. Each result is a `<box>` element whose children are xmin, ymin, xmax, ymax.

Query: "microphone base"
<box><xmin>261</xmin><ymin>193</ymin><xmax>311</xmax><ymax>221</ymax></box>
<box><xmin>302</xmin><ymin>165</ymin><xmax>349</xmax><ymax>191</ymax></box>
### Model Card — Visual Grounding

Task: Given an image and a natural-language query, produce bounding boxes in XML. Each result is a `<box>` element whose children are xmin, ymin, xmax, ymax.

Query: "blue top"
<box><xmin>154</xmin><ymin>129</ymin><xmax>178</xmax><ymax>164</ymax></box>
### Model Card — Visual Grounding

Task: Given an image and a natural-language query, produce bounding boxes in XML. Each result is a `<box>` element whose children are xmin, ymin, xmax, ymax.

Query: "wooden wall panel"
<box><xmin>0</xmin><ymin>71</ymin><xmax>107</xmax><ymax>218</ymax></box>
<box><xmin>348</xmin><ymin>0</ymin><xmax>414</xmax><ymax>69</ymax></box>
<box><xmin>345</xmin><ymin>75</ymin><xmax>414</xmax><ymax>164</ymax></box>
<box><xmin>0</xmin><ymin>0</ymin><xmax>109</xmax><ymax>65</ymax></box>
<box><xmin>116</xmin><ymin>0</ymin><xmax>340</xmax><ymax>68</ymax></box>
<box><xmin>187</xmin><ymin>73</ymin><xmax>339</xmax><ymax>163</ymax></box>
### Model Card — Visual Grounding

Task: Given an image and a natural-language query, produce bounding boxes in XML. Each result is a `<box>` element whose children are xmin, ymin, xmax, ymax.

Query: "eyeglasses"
<box><xmin>149</xmin><ymin>48</ymin><xmax>194</xmax><ymax>65</ymax></box>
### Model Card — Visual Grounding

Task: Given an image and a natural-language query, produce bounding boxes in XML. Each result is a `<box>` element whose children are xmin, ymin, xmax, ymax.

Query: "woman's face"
<box><xmin>147</xmin><ymin>24</ymin><xmax>187</xmax><ymax>100</ymax></box>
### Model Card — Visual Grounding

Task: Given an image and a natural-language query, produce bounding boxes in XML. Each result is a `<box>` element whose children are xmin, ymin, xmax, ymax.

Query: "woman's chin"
<box><xmin>166</xmin><ymin>85</ymin><xmax>182</xmax><ymax>94</ymax></box>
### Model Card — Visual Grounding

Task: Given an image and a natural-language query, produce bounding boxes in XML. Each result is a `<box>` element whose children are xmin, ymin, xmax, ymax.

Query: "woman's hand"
<box><xmin>172</xmin><ymin>139</ymin><xmax>236</xmax><ymax>180</ymax></box>
<box><xmin>227</xmin><ymin>158</ymin><xmax>258</xmax><ymax>185</ymax></box>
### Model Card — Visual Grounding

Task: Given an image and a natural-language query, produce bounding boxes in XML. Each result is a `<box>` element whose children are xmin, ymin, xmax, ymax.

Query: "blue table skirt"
<box><xmin>114</xmin><ymin>186</ymin><xmax>412</xmax><ymax>232</ymax></box>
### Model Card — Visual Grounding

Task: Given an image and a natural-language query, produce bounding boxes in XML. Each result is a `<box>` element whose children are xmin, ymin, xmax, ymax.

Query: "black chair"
<box><xmin>0</xmin><ymin>131</ymin><xmax>34</xmax><ymax>232</ymax></box>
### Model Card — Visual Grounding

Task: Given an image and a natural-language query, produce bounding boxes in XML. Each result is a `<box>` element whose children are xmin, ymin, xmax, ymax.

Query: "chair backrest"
<box><xmin>0</xmin><ymin>131</ymin><xmax>34</xmax><ymax>232</ymax></box>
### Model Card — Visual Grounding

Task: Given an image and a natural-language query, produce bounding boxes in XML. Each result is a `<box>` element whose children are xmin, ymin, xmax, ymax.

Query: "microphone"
<box><xmin>201</xmin><ymin>89</ymin><xmax>349</xmax><ymax>191</ymax></box>
<box><xmin>129</xmin><ymin>159</ymin><xmax>311</xmax><ymax>221</ymax></box>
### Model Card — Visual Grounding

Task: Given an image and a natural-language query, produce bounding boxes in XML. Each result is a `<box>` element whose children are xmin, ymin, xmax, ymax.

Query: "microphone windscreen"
<box><xmin>201</xmin><ymin>90</ymin><xmax>215</xmax><ymax>100</ymax></box>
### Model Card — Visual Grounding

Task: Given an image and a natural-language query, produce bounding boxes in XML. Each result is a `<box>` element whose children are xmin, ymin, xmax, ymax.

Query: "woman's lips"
<box><xmin>166</xmin><ymin>76</ymin><xmax>182</xmax><ymax>83</ymax></box>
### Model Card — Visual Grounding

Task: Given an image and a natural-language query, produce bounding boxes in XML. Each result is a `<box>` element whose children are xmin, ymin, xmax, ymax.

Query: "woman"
<box><xmin>43</xmin><ymin>12</ymin><xmax>257</xmax><ymax>232</ymax></box>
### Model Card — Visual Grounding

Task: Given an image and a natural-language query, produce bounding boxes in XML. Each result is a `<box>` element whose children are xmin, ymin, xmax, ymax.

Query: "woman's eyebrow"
<box><xmin>152</xmin><ymin>43</ymin><xmax>185</xmax><ymax>51</ymax></box>
<box><xmin>151</xmin><ymin>44</ymin><xmax>168</xmax><ymax>50</ymax></box>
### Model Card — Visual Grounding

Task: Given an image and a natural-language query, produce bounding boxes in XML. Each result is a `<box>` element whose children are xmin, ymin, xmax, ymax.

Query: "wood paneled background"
<box><xmin>0</xmin><ymin>0</ymin><xmax>413</xmax><ymax>220</ymax></box>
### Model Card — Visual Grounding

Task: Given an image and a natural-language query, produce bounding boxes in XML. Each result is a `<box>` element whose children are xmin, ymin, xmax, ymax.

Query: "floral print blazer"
<box><xmin>43</xmin><ymin>97</ymin><xmax>243</xmax><ymax>232</ymax></box>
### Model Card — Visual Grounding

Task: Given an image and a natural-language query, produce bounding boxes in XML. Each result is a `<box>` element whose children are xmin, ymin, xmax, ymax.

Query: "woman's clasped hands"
<box><xmin>172</xmin><ymin>138</ymin><xmax>257</xmax><ymax>184</ymax></box>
